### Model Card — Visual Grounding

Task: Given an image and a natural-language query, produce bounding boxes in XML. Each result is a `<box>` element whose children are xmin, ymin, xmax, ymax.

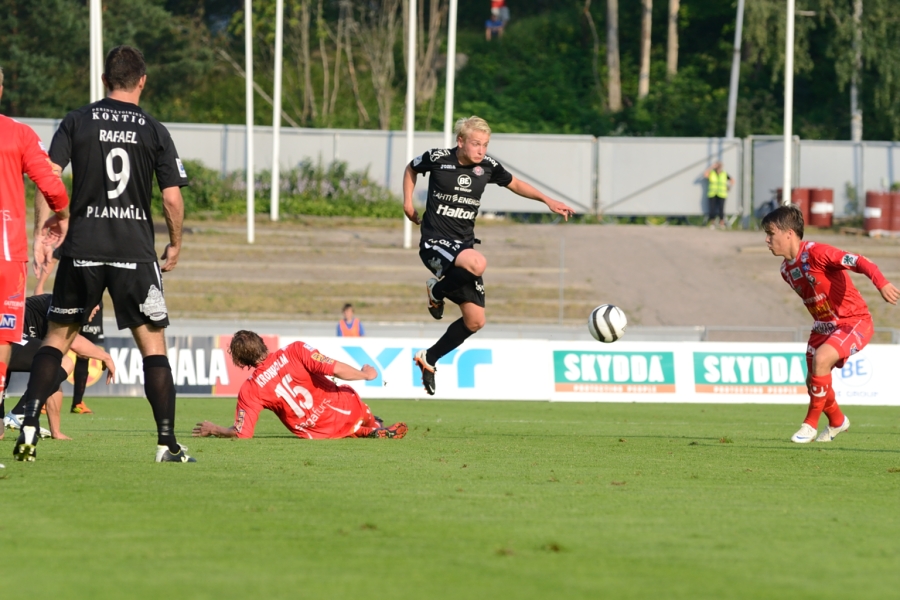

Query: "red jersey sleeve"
<box><xmin>19</xmin><ymin>125</ymin><xmax>69</xmax><ymax>213</ymax></box>
<box><xmin>234</xmin><ymin>382</ymin><xmax>264</xmax><ymax>439</ymax></box>
<box><xmin>812</xmin><ymin>244</ymin><xmax>889</xmax><ymax>290</ymax></box>
<box><xmin>286</xmin><ymin>342</ymin><xmax>337</xmax><ymax>377</ymax></box>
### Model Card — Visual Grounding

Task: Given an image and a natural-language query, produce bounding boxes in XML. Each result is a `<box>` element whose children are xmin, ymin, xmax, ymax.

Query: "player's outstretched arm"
<box><xmin>506</xmin><ymin>176</ymin><xmax>576</xmax><ymax>221</ymax></box>
<box><xmin>70</xmin><ymin>334</ymin><xmax>116</xmax><ymax>384</ymax></box>
<box><xmin>402</xmin><ymin>165</ymin><xmax>421</xmax><ymax>225</ymax></box>
<box><xmin>160</xmin><ymin>186</ymin><xmax>184</xmax><ymax>272</ymax></box>
<box><xmin>193</xmin><ymin>421</ymin><xmax>238</xmax><ymax>438</ymax></box>
<box><xmin>879</xmin><ymin>283</ymin><xmax>900</xmax><ymax>305</ymax></box>
<box><xmin>333</xmin><ymin>361</ymin><xmax>377</xmax><ymax>382</ymax></box>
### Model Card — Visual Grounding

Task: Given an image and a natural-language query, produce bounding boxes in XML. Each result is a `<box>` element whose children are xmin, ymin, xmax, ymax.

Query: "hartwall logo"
<box><xmin>342</xmin><ymin>346</ymin><xmax>492</xmax><ymax>388</ymax></box>
<box><xmin>553</xmin><ymin>351</ymin><xmax>675</xmax><ymax>393</ymax></box>
<box><xmin>693</xmin><ymin>352</ymin><xmax>807</xmax><ymax>394</ymax></box>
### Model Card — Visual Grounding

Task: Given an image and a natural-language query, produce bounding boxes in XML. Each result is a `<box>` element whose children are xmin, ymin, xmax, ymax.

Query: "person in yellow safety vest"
<box><xmin>336</xmin><ymin>303</ymin><xmax>365</xmax><ymax>337</ymax></box>
<box><xmin>703</xmin><ymin>161</ymin><xmax>735</xmax><ymax>229</ymax></box>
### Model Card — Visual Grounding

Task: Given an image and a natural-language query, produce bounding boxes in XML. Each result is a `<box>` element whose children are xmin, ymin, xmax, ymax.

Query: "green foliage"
<box><xmin>151</xmin><ymin>159</ymin><xmax>402</xmax><ymax>219</ymax></box>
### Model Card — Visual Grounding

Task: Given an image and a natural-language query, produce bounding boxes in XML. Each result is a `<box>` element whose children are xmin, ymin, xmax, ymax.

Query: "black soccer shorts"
<box><xmin>419</xmin><ymin>237</ymin><xmax>486</xmax><ymax>308</ymax></box>
<box><xmin>50</xmin><ymin>257</ymin><xmax>170</xmax><ymax>330</ymax></box>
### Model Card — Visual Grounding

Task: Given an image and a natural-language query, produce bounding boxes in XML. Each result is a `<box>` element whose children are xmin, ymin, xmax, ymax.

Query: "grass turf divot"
<box><xmin>1</xmin><ymin>399</ymin><xmax>899</xmax><ymax>599</ymax></box>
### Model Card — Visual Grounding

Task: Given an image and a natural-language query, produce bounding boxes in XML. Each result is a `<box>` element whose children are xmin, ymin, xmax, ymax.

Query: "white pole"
<box><xmin>443</xmin><ymin>0</ymin><xmax>458</xmax><ymax>149</ymax></box>
<box><xmin>90</xmin><ymin>0</ymin><xmax>103</xmax><ymax>102</ymax></box>
<box><xmin>245</xmin><ymin>0</ymin><xmax>255</xmax><ymax>243</ymax></box>
<box><xmin>782</xmin><ymin>0</ymin><xmax>795</xmax><ymax>204</ymax></box>
<box><xmin>270</xmin><ymin>0</ymin><xmax>284</xmax><ymax>222</ymax></box>
<box><xmin>403</xmin><ymin>0</ymin><xmax>417</xmax><ymax>250</ymax></box>
<box><xmin>725</xmin><ymin>0</ymin><xmax>745</xmax><ymax>139</ymax></box>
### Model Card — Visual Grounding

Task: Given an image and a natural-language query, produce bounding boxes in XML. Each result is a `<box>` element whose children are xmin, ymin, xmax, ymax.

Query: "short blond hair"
<box><xmin>455</xmin><ymin>116</ymin><xmax>491</xmax><ymax>140</ymax></box>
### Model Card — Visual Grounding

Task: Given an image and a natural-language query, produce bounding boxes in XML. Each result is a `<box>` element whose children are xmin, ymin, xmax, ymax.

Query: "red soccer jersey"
<box><xmin>780</xmin><ymin>240</ymin><xmax>887</xmax><ymax>332</ymax></box>
<box><xmin>0</xmin><ymin>115</ymin><xmax>69</xmax><ymax>261</ymax></box>
<box><xmin>234</xmin><ymin>341</ymin><xmax>371</xmax><ymax>439</ymax></box>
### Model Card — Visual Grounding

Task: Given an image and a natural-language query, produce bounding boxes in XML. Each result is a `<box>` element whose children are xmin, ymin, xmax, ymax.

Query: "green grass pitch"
<box><xmin>2</xmin><ymin>398</ymin><xmax>899</xmax><ymax>599</ymax></box>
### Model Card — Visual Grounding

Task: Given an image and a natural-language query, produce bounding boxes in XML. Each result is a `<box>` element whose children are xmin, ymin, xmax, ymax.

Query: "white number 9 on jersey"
<box><xmin>106</xmin><ymin>148</ymin><xmax>131</xmax><ymax>199</ymax></box>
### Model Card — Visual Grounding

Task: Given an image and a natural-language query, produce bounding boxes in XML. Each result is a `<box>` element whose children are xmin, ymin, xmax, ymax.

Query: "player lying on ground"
<box><xmin>192</xmin><ymin>330</ymin><xmax>407</xmax><ymax>440</ymax></box>
<box><xmin>2</xmin><ymin>296</ymin><xmax>114</xmax><ymax>440</ymax></box>
<box><xmin>403</xmin><ymin>116</ymin><xmax>576</xmax><ymax>395</ymax></box>
<box><xmin>763</xmin><ymin>205</ymin><xmax>899</xmax><ymax>443</ymax></box>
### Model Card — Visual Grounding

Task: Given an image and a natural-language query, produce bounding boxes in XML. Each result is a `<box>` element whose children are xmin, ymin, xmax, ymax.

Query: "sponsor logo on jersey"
<box><xmin>3</xmin><ymin>299</ymin><xmax>24</xmax><ymax>309</ymax></box>
<box><xmin>484</xmin><ymin>156</ymin><xmax>499</xmax><ymax>167</ymax></box>
<box><xmin>235</xmin><ymin>409</ymin><xmax>246</xmax><ymax>433</ymax></box>
<box><xmin>92</xmin><ymin>107</ymin><xmax>146</xmax><ymax>125</ymax></box>
<box><xmin>140</xmin><ymin>285</ymin><xmax>168</xmax><ymax>322</ymax></box>
<box><xmin>310</xmin><ymin>352</ymin><xmax>335</xmax><ymax>364</ymax></box>
<box><xmin>806</xmin><ymin>274</ymin><xmax>817</xmax><ymax>285</ymax></box>
<box><xmin>303</xmin><ymin>343</ymin><xmax>315</xmax><ymax>351</ymax></box>
<box><xmin>85</xmin><ymin>205</ymin><xmax>148</xmax><ymax>221</ymax></box>
<box><xmin>429</xmin><ymin>149</ymin><xmax>450</xmax><ymax>162</ymax></box>
<box><xmin>812</xmin><ymin>321</ymin><xmax>837</xmax><ymax>334</ymax></box>
<box><xmin>176</xmin><ymin>157</ymin><xmax>187</xmax><ymax>178</ymax></box>
<box><xmin>50</xmin><ymin>306</ymin><xmax>83</xmax><ymax>315</ymax></box>
<box><xmin>802</xmin><ymin>263</ymin><xmax>810</xmax><ymax>272</ymax></box>
<box><xmin>849</xmin><ymin>344</ymin><xmax>858</xmax><ymax>355</ymax></box>
<box><xmin>803</xmin><ymin>293</ymin><xmax>826</xmax><ymax>305</ymax></box>
<box><xmin>434</xmin><ymin>192</ymin><xmax>480</xmax><ymax>206</ymax></box>
<box><xmin>457</xmin><ymin>174</ymin><xmax>472</xmax><ymax>188</ymax></box>
<box><xmin>440</xmin><ymin>164</ymin><xmax>456</xmax><ymax>170</ymax></box>
<box><xmin>38</xmin><ymin>141</ymin><xmax>47</xmax><ymax>153</ymax></box>
<box><xmin>841</xmin><ymin>253</ymin><xmax>859</xmax><ymax>267</ymax></box>
<box><xmin>800</xmin><ymin>251</ymin><xmax>809</xmax><ymax>262</ymax></box>
<box><xmin>790</xmin><ymin>267</ymin><xmax>802</xmax><ymax>280</ymax></box>
<box><xmin>413</xmin><ymin>154</ymin><xmax>423</xmax><ymax>167</ymax></box>
<box><xmin>0</xmin><ymin>314</ymin><xmax>16</xmax><ymax>329</ymax></box>
<box><xmin>254</xmin><ymin>353</ymin><xmax>289</xmax><ymax>387</ymax></box>
<box><xmin>473</xmin><ymin>166</ymin><xmax>484</xmax><ymax>177</ymax></box>
<box><xmin>436</xmin><ymin>204</ymin><xmax>477</xmax><ymax>219</ymax></box>
<box><xmin>99</xmin><ymin>130</ymin><xmax>138</xmax><ymax>144</ymax></box>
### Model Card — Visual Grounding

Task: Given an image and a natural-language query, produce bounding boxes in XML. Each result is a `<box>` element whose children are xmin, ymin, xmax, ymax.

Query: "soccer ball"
<box><xmin>588</xmin><ymin>304</ymin><xmax>627</xmax><ymax>343</ymax></box>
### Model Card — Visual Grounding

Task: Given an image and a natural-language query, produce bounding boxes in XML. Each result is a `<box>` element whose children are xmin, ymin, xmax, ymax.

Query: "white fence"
<box><xmin>21</xmin><ymin>118</ymin><xmax>900</xmax><ymax>217</ymax></box>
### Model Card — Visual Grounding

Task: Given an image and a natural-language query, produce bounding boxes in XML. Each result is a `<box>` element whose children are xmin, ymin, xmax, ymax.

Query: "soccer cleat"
<box><xmin>155</xmin><ymin>444</ymin><xmax>197</xmax><ymax>463</ymax></box>
<box><xmin>70</xmin><ymin>402</ymin><xmax>93</xmax><ymax>414</ymax></box>
<box><xmin>367</xmin><ymin>422</ymin><xmax>408</xmax><ymax>439</ymax></box>
<box><xmin>13</xmin><ymin>426</ymin><xmax>40</xmax><ymax>462</ymax></box>
<box><xmin>4</xmin><ymin>412</ymin><xmax>52</xmax><ymax>438</ymax></box>
<box><xmin>425</xmin><ymin>278</ymin><xmax>444</xmax><ymax>320</ymax></box>
<box><xmin>790</xmin><ymin>423</ymin><xmax>818</xmax><ymax>444</ymax></box>
<box><xmin>414</xmin><ymin>350</ymin><xmax>437</xmax><ymax>396</ymax></box>
<box><xmin>816</xmin><ymin>416</ymin><xmax>850</xmax><ymax>443</ymax></box>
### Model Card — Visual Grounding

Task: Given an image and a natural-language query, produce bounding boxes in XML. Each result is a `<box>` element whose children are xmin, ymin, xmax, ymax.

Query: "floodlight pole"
<box><xmin>245</xmin><ymin>0</ymin><xmax>255</xmax><ymax>243</ymax></box>
<box><xmin>782</xmin><ymin>0</ymin><xmax>796</xmax><ymax>204</ymax></box>
<box><xmin>403</xmin><ymin>0</ymin><xmax>417</xmax><ymax>250</ymax></box>
<box><xmin>270</xmin><ymin>0</ymin><xmax>284</xmax><ymax>222</ymax></box>
<box><xmin>89</xmin><ymin>0</ymin><xmax>103</xmax><ymax>102</ymax></box>
<box><xmin>725</xmin><ymin>0</ymin><xmax>745</xmax><ymax>139</ymax></box>
<box><xmin>443</xmin><ymin>0</ymin><xmax>458</xmax><ymax>149</ymax></box>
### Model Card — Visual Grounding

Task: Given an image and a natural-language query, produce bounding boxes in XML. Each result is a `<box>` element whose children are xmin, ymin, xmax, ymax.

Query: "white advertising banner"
<box><xmin>279</xmin><ymin>336</ymin><xmax>550</xmax><ymax>401</ymax></box>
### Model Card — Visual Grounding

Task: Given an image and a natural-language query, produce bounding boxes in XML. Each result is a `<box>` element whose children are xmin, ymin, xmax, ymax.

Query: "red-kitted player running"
<box><xmin>763</xmin><ymin>205</ymin><xmax>900</xmax><ymax>443</ymax></box>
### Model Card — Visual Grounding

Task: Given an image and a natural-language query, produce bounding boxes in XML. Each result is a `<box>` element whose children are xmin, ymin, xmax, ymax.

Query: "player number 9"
<box><xmin>106</xmin><ymin>148</ymin><xmax>131</xmax><ymax>199</ymax></box>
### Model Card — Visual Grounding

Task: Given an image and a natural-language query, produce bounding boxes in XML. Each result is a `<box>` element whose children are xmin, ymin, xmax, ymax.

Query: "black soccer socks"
<box><xmin>426</xmin><ymin>318</ymin><xmax>476</xmax><ymax>366</ymax></box>
<box><xmin>22</xmin><ymin>346</ymin><xmax>65</xmax><ymax>428</ymax></box>
<box><xmin>71</xmin><ymin>356</ymin><xmax>90</xmax><ymax>409</ymax></box>
<box><xmin>143</xmin><ymin>355</ymin><xmax>180</xmax><ymax>453</ymax></box>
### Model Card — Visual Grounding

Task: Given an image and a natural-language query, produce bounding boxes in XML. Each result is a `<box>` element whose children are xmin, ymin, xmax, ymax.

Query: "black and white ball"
<box><xmin>588</xmin><ymin>304</ymin><xmax>627</xmax><ymax>343</ymax></box>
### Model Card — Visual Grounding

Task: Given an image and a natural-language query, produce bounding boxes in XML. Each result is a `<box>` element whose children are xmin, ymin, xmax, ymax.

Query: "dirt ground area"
<box><xmin>116</xmin><ymin>217</ymin><xmax>900</xmax><ymax>330</ymax></box>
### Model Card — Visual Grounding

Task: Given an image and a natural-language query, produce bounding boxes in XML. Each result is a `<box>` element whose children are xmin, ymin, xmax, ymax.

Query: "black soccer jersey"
<box><xmin>410</xmin><ymin>147</ymin><xmax>512</xmax><ymax>242</ymax></box>
<box><xmin>49</xmin><ymin>98</ymin><xmax>188</xmax><ymax>262</ymax></box>
<box><xmin>23</xmin><ymin>294</ymin><xmax>51</xmax><ymax>341</ymax></box>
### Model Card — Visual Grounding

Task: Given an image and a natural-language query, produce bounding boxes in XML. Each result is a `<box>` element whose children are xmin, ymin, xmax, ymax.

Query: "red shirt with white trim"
<box><xmin>234</xmin><ymin>342</ymin><xmax>366</xmax><ymax>439</ymax></box>
<box><xmin>780</xmin><ymin>240</ymin><xmax>887</xmax><ymax>331</ymax></box>
<box><xmin>0</xmin><ymin>115</ymin><xmax>69</xmax><ymax>261</ymax></box>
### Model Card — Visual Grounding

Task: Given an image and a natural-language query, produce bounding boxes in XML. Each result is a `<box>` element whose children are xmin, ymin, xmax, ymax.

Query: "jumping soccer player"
<box><xmin>763</xmin><ymin>205</ymin><xmax>900</xmax><ymax>443</ymax></box>
<box><xmin>3</xmin><ymin>295</ymin><xmax>114</xmax><ymax>440</ymax></box>
<box><xmin>403</xmin><ymin>116</ymin><xmax>576</xmax><ymax>395</ymax></box>
<box><xmin>192</xmin><ymin>330</ymin><xmax>406</xmax><ymax>440</ymax></box>
<box><xmin>0</xmin><ymin>64</ymin><xmax>70</xmax><ymax>436</ymax></box>
<box><xmin>14</xmin><ymin>45</ymin><xmax>191</xmax><ymax>462</ymax></box>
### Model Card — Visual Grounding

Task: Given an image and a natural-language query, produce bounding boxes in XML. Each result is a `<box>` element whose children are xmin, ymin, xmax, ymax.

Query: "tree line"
<box><xmin>1</xmin><ymin>0</ymin><xmax>898</xmax><ymax>140</ymax></box>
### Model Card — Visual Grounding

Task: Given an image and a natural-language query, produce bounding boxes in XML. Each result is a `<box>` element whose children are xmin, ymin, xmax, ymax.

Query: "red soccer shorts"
<box><xmin>0</xmin><ymin>262</ymin><xmax>26</xmax><ymax>344</ymax></box>
<box><xmin>806</xmin><ymin>318</ymin><xmax>874</xmax><ymax>370</ymax></box>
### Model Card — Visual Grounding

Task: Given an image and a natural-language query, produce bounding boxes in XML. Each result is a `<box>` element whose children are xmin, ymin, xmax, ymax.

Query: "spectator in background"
<box><xmin>336</xmin><ymin>303</ymin><xmax>365</xmax><ymax>337</ymax></box>
<box><xmin>485</xmin><ymin>9</ymin><xmax>504</xmax><ymax>41</ymax></box>
<box><xmin>496</xmin><ymin>0</ymin><xmax>510</xmax><ymax>26</ymax></box>
<box><xmin>703</xmin><ymin>161</ymin><xmax>734</xmax><ymax>229</ymax></box>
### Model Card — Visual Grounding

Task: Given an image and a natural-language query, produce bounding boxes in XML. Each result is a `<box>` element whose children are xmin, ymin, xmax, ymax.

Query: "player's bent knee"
<box><xmin>464</xmin><ymin>316</ymin><xmax>486</xmax><ymax>332</ymax></box>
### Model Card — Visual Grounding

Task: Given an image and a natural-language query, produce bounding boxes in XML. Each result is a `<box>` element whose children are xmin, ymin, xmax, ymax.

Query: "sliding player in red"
<box><xmin>192</xmin><ymin>330</ymin><xmax>406</xmax><ymax>440</ymax></box>
<box><xmin>763</xmin><ymin>205</ymin><xmax>899</xmax><ymax>443</ymax></box>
